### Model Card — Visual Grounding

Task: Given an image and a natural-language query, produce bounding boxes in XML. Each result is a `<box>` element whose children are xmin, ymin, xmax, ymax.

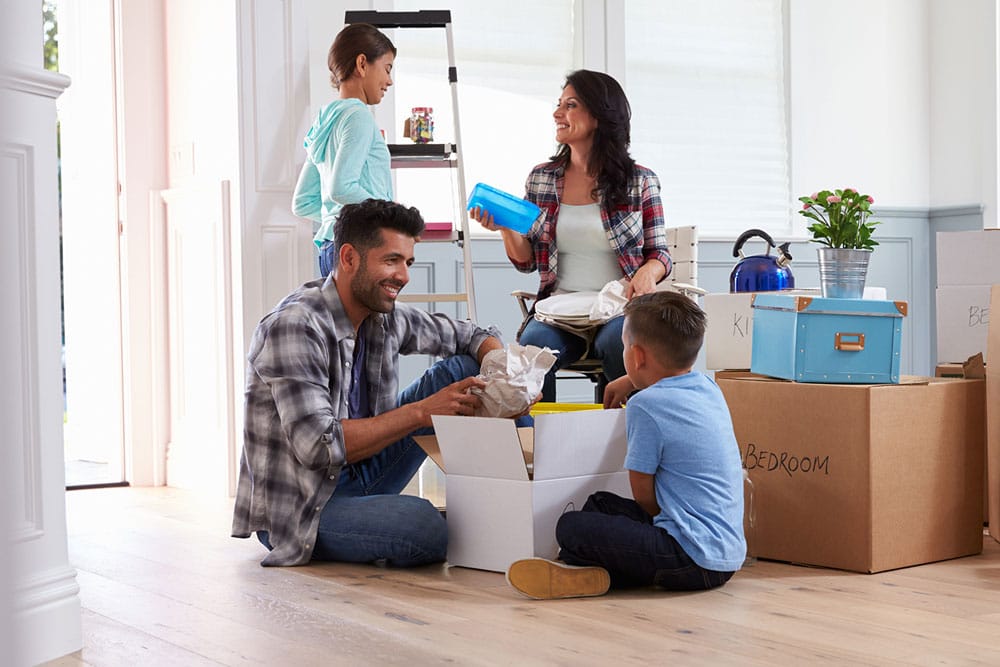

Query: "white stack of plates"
<box><xmin>534</xmin><ymin>292</ymin><xmax>600</xmax><ymax>324</ymax></box>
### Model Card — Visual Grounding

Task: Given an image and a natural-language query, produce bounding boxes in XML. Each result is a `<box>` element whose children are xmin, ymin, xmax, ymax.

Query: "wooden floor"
<box><xmin>49</xmin><ymin>486</ymin><xmax>1000</xmax><ymax>666</ymax></box>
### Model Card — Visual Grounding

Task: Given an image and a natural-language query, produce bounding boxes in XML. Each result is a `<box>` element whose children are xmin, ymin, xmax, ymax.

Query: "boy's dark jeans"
<box><xmin>556</xmin><ymin>491</ymin><xmax>735</xmax><ymax>591</ymax></box>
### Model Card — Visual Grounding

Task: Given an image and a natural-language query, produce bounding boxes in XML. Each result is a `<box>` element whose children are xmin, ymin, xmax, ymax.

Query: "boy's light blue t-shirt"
<box><xmin>292</xmin><ymin>98</ymin><xmax>393</xmax><ymax>247</ymax></box>
<box><xmin>624</xmin><ymin>372</ymin><xmax>746</xmax><ymax>571</ymax></box>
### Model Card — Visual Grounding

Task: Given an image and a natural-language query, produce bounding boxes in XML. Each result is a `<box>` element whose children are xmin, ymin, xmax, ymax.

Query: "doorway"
<box><xmin>47</xmin><ymin>0</ymin><xmax>128</xmax><ymax>488</ymax></box>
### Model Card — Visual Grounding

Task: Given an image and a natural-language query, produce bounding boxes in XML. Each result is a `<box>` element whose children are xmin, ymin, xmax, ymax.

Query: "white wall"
<box><xmin>789</xmin><ymin>0</ymin><xmax>931</xmax><ymax>209</ymax></box>
<box><xmin>1</xmin><ymin>0</ymin><xmax>82</xmax><ymax>662</ymax></box>
<box><xmin>790</xmin><ymin>0</ymin><xmax>998</xmax><ymax>228</ymax></box>
<box><xmin>929</xmin><ymin>0</ymin><xmax>998</xmax><ymax>226</ymax></box>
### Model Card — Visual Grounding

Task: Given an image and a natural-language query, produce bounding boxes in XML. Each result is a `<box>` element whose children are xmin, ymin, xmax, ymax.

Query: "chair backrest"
<box><xmin>659</xmin><ymin>225</ymin><xmax>704</xmax><ymax>300</ymax></box>
<box><xmin>664</xmin><ymin>225</ymin><xmax>698</xmax><ymax>285</ymax></box>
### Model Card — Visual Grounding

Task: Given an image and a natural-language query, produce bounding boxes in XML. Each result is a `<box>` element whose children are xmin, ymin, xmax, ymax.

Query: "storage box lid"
<box><xmin>751</xmin><ymin>294</ymin><xmax>907</xmax><ymax>317</ymax></box>
<box><xmin>431</xmin><ymin>409</ymin><xmax>627</xmax><ymax>481</ymax></box>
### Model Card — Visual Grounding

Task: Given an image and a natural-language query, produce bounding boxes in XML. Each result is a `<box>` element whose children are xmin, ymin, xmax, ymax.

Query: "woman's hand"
<box><xmin>469</xmin><ymin>206</ymin><xmax>501</xmax><ymax>232</ymax></box>
<box><xmin>471</xmin><ymin>206</ymin><xmax>534</xmax><ymax>263</ymax></box>
<box><xmin>625</xmin><ymin>261</ymin><xmax>664</xmax><ymax>299</ymax></box>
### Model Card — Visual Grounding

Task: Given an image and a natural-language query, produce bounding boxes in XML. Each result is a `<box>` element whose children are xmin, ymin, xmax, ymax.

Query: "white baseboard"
<box><xmin>13</xmin><ymin>565</ymin><xmax>82</xmax><ymax>665</ymax></box>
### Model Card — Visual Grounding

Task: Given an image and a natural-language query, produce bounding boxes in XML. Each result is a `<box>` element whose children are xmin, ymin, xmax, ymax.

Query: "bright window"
<box><xmin>623</xmin><ymin>0</ymin><xmax>790</xmax><ymax>237</ymax></box>
<box><xmin>387</xmin><ymin>1</ymin><xmax>575</xmax><ymax>228</ymax></box>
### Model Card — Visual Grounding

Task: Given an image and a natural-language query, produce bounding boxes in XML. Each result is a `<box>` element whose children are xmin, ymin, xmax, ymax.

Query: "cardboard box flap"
<box><xmin>532</xmin><ymin>409</ymin><xmax>627</xmax><ymax>480</ymax></box>
<box><xmin>431</xmin><ymin>416</ymin><xmax>529</xmax><ymax>480</ymax></box>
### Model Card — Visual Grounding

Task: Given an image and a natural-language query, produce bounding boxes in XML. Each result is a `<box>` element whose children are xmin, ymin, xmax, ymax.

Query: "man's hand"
<box><xmin>414</xmin><ymin>375</ymin><xmax>487</xmax><ymax>426</ymax></box>
<box><xmin>603</xmin><ymin>375</ymin><xmax>636</xmax><ymax>409</ymax></box>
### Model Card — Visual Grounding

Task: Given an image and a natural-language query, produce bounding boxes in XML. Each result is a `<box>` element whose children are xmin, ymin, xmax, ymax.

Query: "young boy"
<box><xmin>506</xmin><ymin>291</ymin><xmax>746</xmax><ymax>599</ymax></box>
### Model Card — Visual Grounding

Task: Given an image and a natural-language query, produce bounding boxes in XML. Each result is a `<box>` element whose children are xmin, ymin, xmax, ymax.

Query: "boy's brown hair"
<box><xmin>623</xmin><ymin>291</ymin><xmax>706</xmax><ymax>370</ymax></box>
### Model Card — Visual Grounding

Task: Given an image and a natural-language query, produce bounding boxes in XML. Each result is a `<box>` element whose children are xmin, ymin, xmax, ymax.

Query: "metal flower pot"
<box><xmin>817</xmin><ymin>248</ymin><xmax>871</xmax><ymax>298</ymax></box>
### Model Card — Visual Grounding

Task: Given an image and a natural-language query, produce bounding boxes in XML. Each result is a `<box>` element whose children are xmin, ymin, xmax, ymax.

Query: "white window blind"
<box><xmin>387</xmin><ymin>1</ymin><xmax>574</xmax><ymax>227</ymax></box>
<box><xmin>623</xmin><ymin>0</ymin><xmax>790</xmax><ymax>236</ymax></box>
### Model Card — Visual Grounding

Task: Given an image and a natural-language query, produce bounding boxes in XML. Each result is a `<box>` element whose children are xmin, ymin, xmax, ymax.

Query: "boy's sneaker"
<box><xmin>505</xmin><ymin>558</ymin><xmax>610</xmax><ymax>600</ymax></box>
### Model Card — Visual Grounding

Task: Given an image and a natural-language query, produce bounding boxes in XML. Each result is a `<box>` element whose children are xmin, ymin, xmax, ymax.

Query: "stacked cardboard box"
<box><xmin>717</xmin><ymin>371</ymin><xmax>985</xmax><ymax>573</ymax></box>
<box><xmin>935</xmin><ymin>230</ymin><xmax>1000</xmax><ymax>364</ymax></box>
<box><xmin>988</xmin><ymin>286</ymin><xmax>1000</xmax><ymax>543</ymax></box>
<box><xmin>704</xmin><ymin>287</ymin><xmax>887</xmax><ymax>371</ymax></box>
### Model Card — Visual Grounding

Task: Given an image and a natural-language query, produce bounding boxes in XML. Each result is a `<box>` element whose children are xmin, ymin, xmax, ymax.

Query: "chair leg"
<box><xmin>593</xmin><ymin>375</ymin><xmax>608</xmax><ymax>404</ymax></box>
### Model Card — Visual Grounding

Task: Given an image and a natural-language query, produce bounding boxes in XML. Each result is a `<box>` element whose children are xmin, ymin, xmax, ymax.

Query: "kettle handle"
<box><xmin>732</xmin><ymin>228</ymin><xmax>777</xmax><ymax>258</ymax></box>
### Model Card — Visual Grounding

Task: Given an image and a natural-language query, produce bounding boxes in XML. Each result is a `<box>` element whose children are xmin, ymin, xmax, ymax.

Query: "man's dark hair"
<box><xmin>332</xmin><ymin>199</ymin><xmax>425</xmax><ymax>267</ymax></box>
<box><xmin>623</xmin><ymin>291</ymin><xmax>706</xmax><ymax>369</ymax></box>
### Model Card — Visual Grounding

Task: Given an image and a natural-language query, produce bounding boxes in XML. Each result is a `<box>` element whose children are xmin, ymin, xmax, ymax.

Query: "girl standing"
<box><xmin>293</xmin><ymin>23</ymin><xmax>396</xmax><ymax>276</ymax></box>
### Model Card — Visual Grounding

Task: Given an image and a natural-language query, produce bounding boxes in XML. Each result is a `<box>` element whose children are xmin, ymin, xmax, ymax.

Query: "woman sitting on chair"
<box><xmin>472</xmin><ymin>69</ymin><xmax>672</xmax><ymax>402</ymax></box>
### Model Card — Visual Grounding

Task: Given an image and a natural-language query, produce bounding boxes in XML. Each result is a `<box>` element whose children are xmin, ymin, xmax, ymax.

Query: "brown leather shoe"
<box><xmin>505</xmin><ymin>558</ymin><xmax>610</xmax><ymax>600</ymax></box>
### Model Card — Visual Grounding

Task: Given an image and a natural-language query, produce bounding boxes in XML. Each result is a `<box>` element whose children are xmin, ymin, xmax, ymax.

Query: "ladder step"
<box><xmin>345</xmin><ymin>10</ymin><xmax>450</xmax><ymax>29</ymax></box>
<box><xmin>388</xmin><ymin>143</ymin><xmax>455</xmax><ymax>158</ymax></box>
<box><xmin>398</xmin><ymin>292</ymin><xmax>469</xmax><ymax>304</ymax></box>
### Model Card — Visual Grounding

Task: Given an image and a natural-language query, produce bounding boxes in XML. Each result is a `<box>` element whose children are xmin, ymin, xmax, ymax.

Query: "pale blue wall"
<box><xmin>401</xmin><ymin>205</ymin><xmax>984</xmax><ymax>401</ymax></box>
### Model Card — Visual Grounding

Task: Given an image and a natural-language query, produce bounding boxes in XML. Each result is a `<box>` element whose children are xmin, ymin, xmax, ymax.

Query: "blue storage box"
<box><xmin>750</xmin><ymin>294</ymin><xmax>907</xmax><ymax>384</ymax></box>
<box><xmin>466</xmin><ymin>183</ymin><xmax>541</xmax><ymax>234</ymax></box>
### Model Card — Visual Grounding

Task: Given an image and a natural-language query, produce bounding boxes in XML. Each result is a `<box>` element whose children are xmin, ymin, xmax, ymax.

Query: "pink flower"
<box><xmin>802</xmin><ymin>203</ymin><xmax>811</xmax><ymax>210</ymax></box>
<box><xmin>810</xmin><ymin>192</ymin><xmax>819</xmax><ymax>200</ymax></box>
<box><xmin>866</xmin><ymin>195</ymin><xmax>874</xmax><ymax>204</ymax></box>
<box><xmin>827</xmin><ymin>195</ymin><xmax>842</xmax><ymax>204</ymax></box>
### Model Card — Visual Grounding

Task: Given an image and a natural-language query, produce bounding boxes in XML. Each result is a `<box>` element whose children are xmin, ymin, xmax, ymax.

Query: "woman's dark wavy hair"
<box><xmin>549</xmin><ymin>69</ymin><xmax>635</xmax><ymax>214</ymax></box>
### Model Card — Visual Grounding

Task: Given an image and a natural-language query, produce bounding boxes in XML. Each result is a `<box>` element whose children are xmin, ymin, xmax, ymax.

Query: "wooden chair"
<box><xmin>512</xmin><ymin>226</ymin><xmax>704</xmax><ymax>403</ymax></box>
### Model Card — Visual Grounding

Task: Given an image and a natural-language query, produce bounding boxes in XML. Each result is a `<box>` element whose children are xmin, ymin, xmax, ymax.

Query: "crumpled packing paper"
<box><xmin>473</xmin><ymin>343</ymin><xmax>558</xmax><ymax>418</ymax></box>
<box><xmin>588</xmin><ymin>278</ymin><xmax>628</xmax><ymax>322</ymax></box>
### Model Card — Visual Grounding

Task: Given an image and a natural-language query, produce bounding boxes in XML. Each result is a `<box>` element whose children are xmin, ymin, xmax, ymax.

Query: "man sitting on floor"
<box><xmin>232</xmin><ymin>198</ymin><xmax>501</xmax><ymax>567</ymax></box>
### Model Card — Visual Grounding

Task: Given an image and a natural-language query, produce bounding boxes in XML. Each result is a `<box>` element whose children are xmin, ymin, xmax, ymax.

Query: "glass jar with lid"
<box><xmin>409</xmin><ymin>107</ymin><xmax>434</xmax><ymax>143</ymax></box>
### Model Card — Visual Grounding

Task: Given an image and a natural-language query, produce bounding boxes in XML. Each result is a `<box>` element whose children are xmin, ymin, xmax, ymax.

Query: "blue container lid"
<box><xmin>467</xmin><ymin>183</ymin><xmax>541</xmax><ymax>234</ymax></box>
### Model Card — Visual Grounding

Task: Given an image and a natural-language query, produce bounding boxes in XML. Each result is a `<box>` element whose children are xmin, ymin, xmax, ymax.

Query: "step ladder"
<box><xmin>345</xmin><ymin>10</ymin><xmax>478</xmax><ymax>322</ymax></box>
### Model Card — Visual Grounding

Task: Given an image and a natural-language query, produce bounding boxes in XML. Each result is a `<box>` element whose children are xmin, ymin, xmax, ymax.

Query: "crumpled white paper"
<box><xmin>588</xmin><ymin>278</ymin><xmax>628</xmax><ymax>322</ymax></box>
<box><xmin>473</xmin><ymin>343</ymin><xmax>558</xmax><ymax>418</ymax></box>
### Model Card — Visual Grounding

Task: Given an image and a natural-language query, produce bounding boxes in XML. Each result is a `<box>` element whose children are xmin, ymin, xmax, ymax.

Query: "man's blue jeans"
<box><xmin>519</xmin><ymin>316</ymin><xmax>626</xmax><ymax>402</ymax></box>
<box><xmin>557</xmin><ymin>491</ymin><xmax>735</xmax><ymax>590</ymax></box>
<box><xmin>259</xmin><ymin>354</ymin><xmax>480</xmax><ymax>567</ymax></box>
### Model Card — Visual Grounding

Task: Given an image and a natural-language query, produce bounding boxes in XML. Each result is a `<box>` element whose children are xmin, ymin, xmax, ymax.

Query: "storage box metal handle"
<box><xmin>835</xmin><ymin>332</ymin><xmax>866</xmax><ymax>352</ymax></box>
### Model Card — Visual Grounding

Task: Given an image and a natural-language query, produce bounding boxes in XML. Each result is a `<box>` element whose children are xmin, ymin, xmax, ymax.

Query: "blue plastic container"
<box><xmin>467</xmin><ymin>183</ymin><xmax>541</xmax><ymax>234</ymax></box>
<box><xmin>750</xmin><ymin>294</ymin><xmax>907</xmax><ymax>384</ymax></box>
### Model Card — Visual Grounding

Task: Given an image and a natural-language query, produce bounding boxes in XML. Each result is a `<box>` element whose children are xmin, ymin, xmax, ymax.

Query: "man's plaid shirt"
<box><xmin>231</xmin><ymin>275</ymin><xmax>494</xmax><ymax>566</ymax></box>
<box><xmin>513</xmin><ymin>161</ymin><xmax>672</xmax><ymax>300</ymax></box>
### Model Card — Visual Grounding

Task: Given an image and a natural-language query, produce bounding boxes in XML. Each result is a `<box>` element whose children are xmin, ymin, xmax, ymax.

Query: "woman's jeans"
<box><xmin>557</xmin><ymin>491</ymin><xmax>735</xmax><ymax>590</ymax></box>
<box><xmin>258</xmin><ymin>354</ymin><xmax>481</xmax><ymax>567</ymax></box>
<box><xmin>519</xmin><ymin>315</ymin><xmax>626</xmax><ymax>402</ymax></box>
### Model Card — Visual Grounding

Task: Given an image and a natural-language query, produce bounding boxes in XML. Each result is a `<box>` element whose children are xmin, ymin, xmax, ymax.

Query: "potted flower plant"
<box><xmin>798</xmin><ymin>188</ymin><xmax>880</xmax><ymax>298</ymax></box>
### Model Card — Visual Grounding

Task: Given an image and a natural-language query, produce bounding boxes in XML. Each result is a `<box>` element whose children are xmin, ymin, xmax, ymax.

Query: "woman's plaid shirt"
<box><xmin>513</xmin><ymin>161</ymin><xmax>672</xmax><ymax>300</ymax></box>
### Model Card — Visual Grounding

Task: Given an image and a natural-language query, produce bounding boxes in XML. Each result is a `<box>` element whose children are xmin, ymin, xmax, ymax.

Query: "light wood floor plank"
<box><xmin>47</xmin><ymin>487</ymin><xmax>1000</xmax><ymax>666</ymax></box>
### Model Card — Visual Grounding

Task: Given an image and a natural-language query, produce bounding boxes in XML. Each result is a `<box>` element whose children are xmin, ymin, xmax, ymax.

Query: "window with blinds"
<box><xmin>387</xmin><ymin>1</ymin><xmax>575</xmax><ymax>227</ymax></box>
<box><xmin>623</xmin><ymin>0</ymin><xmax>790</xmax><ymax>236</ymax></box>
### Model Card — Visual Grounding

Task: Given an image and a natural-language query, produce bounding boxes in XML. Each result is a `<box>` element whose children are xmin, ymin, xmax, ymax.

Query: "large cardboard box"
<box><xmin>425</xmin><ymin>410</ymin><xmax>632</xmax><ymax>572</ymax></box>
<box><xmin>987</xmin><ymin>285</ymin><xmax>1000</xmax><ymax>543</ymax></box>
<box><xmin>705</xmin><ymin>287</ymin><xmax>888</xmax><ymax>371</ymax></box>
<box><xmin>717</xmin><ymin>373</ymin><xmax>985</xmax><ymax>573</ymax></box>
<box><xmin>750</xmin><ymin>295</ymin><xmax>906</xmax><ymax>383</ymax></box>
<box><xmin>936</xmin><ymin>230</ymin><xmax>1000</xmax><ymax>286</ymax></box>
<box><xmin>936</xmin><ymin>284</ymin><xmax>991</xmax><ymax>363</ymax></box>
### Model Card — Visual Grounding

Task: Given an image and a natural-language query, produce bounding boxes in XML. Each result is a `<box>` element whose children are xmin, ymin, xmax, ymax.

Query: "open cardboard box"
<box><xmin>415</xmin><ymin>410</ymin><xmax>631</xmax><ymax>572</ymax></box>
<box><xmin>716</xmin><ymin>371</ymin><xmax>986</xmax><ymax>572</ymax></box>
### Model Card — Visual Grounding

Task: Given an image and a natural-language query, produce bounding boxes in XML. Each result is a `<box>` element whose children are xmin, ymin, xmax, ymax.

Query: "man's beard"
<box><xmin>350</xmin><ymin>256</ymin><xmax>403</xmax><ymax>314</ymax></box>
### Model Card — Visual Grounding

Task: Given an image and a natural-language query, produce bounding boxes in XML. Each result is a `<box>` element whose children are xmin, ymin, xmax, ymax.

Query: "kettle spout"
<box><xmin>776</xmin><ymin>242</ymin><xmax>793</xmax><ymax>268</ymax></box>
